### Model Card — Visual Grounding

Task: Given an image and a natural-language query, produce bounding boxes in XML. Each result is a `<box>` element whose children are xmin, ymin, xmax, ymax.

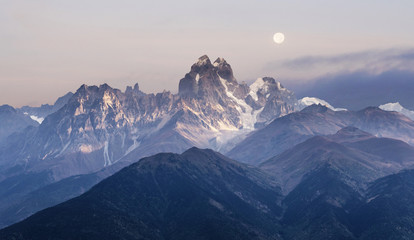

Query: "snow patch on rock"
<box><xmin>219</xmin><ymin>75</ymin><xmax>260</xmax><ymax>130</ymax></box>
<box><xmin>23</xmin><ymin>112</ymin><xmax>44</xmax><ymax>124</ymax></box>
<box><xmin>249</xmin><ymin>78</ymin><xmax>265</xmax><ymax>101</ymax></box>
<box><xmin>103</xmin><ymin>141</ymin><xmax>112</xmax><ymax>167</ymax></box>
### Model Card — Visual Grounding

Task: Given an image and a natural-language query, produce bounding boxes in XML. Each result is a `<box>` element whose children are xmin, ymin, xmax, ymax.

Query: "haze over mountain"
<box><xmin>294</xmin><ymin>69</ymin><xmax>414</xmax><ymax>111</ymax></box>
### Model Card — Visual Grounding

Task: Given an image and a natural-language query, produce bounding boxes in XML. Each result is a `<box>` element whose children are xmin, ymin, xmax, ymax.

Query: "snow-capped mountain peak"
<box><xmin>379</xmin><ymin>102</ymin><xmax>414</xmax><ymax>120</ymax></box>
<box><xmin>296</xmin><ymin>97</ymin><xmax>347</xmax><ymax>112</ymax></box>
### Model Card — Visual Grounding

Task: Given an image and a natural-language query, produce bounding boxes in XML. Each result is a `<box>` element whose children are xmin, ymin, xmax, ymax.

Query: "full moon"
<box><xmin>273</xmin><ymin>32</ymin><xmax>285</xmax><ymax>44</ymax></box>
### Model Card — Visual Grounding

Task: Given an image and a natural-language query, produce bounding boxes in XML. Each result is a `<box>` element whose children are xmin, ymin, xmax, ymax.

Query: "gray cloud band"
<box><xmin>265</xmin><ymin>48</ymin><xmax>414</xmax><ymax>77</ymax></box>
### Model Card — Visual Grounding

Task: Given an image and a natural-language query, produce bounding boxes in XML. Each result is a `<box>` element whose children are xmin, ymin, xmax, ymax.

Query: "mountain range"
<box><xmin>228</xmin><ymin>104</ymin><xmax>414</xmax><ymax>165</ymax></box>
<box><xmin>2</xmin><ymin>145</ymin><xmax>414</xmax><ymax>240</ymax></box>
<box><xmin>0</xmin><ymin>55</ymin><xmax>296</xmax><ymax>181</ymax></box>
<box><xmin>0</xmin><ymin>55</ymin><xmax>414</xmax><ymax>239</ymax></box>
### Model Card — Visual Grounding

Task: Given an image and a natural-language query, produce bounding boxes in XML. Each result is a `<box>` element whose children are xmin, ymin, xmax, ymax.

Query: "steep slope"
<box><xmin>228</xmin><ymin>104</ymin><xmax>414</xmax><ymax>165</ymax></box>
<box><xmin>0</xmin><ymin>148</ymin><xmax>283</xmax><ymax>240</ymax></box>
<box><xmin>0</xmin><ymin>105</ymin><xmax>38</xmax><ymax>145</ymax></box>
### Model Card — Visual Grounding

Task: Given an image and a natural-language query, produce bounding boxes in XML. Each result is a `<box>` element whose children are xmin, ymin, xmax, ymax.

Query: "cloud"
<box><xmin>264</xmin><ymin>49</ymin><xmax>414</xmax><ymax>111</ymax></box>
<box><xmin>292</xmin><ymin>69</ymin><xmax>414</xmax><ymax>111</ymax></box>
<box><xmin>265</xmin><ymin>48</ymin><xmax>414</xmax><ymax>81</ymax></box>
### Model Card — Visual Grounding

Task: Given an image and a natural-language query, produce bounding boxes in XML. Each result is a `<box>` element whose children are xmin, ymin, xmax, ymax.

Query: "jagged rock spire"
<box><xmin>179</xmin><ymin>55</ymin><xmax>235</xmax><ymax>97</ymax></box>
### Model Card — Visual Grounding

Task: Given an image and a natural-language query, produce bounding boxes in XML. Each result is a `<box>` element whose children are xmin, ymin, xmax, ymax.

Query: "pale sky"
<box><xmin>1</xmin><ymin>0</ymin><xmax>414</xmax><ymax>107</ymax></box>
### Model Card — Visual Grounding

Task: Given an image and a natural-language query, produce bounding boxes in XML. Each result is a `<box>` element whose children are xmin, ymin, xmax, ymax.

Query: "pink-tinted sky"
<box><xmin>1</xmin><ymin>0</ymin><xmax>414</xmax><ymax>107</ymax></box>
